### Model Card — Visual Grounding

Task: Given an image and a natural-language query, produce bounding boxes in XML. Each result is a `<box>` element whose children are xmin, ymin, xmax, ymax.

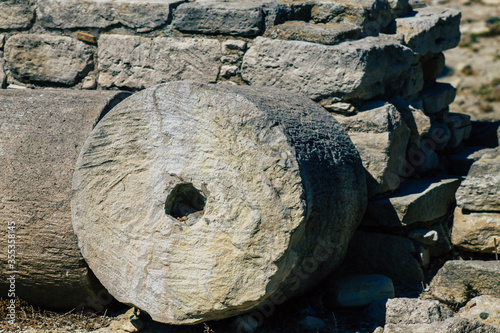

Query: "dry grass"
<box><xmin>0</xmin><ymin>297</ymin><xmax>111</xmax><ymax>332</ymax></box>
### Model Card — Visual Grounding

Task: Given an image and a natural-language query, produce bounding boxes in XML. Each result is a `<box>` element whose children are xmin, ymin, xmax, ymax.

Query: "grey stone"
<box><xmin>5</xmin><ymin>34</ymin><xmax>93</xmax><ymax>86</ymax></box>
<box><xmin>220</xmin><ymin>65</ymin><xmax>238</xmax><ymax>78</ymax></box>
<box><xmin>444</xmin><ymin>113</ymin><xmax>472</xmax><ymax>149</ymax></box>
<box><xmin>172</xmin><ymin>0</ymin><xmax>265</xmax><ymax>36</ymax></box>
<box><xmin>420</xmin><ymin>82</ymin><xmax>457</xmax><ymax>114</ymax></box>
<box><xmin>456</xmin><ymin>296</ymin><xmax>500</xmax><ymax>330</ymax></box>
<box><xmin>456</xmin><ymin>147</ymin><xmax>500</xmax><ymax>212</ymax></box>
<box><xmin>97</xmin><ymin>35</ymin><xmax>221</xmax><ymax>90</ymax></box>
<box><xmin>310</xmin><ymin>0</ymin><xmax>392</xmax><ymax>36</ymax></box>
<box><xmin>265</xmin><ymin>21</ymin><xmax>364</xmax><ymax>45</ymax></box>
<box><xmin>0</xmin><ymin>1</ymin><xmax>34</xmax><ymax>30</ymax></box>
<box><xmin>71</xmin><ymin>81</ymin><xmax>367</xmax><ymax>324</ymax></box>
<box><xmin>399</xmin><ymin>63</ymin><xmax>424</xmax><ymax>98</ymax></box>
<box><xmin>452</xmin><ymin>207</ymin><xmax>500</xmax><ymax>254</ymax></box>
<box><xmin>321</xmin><ymin>100</ymin><xmax>357</xmax><ymax>115</ymax></box>
<box><xmin>421</xmin><ymin>52</ymin><xmax>445</xmax><ymax>81</ymax></box>
<box><xmin>383</xmin><ymin>317</ymin><xmax>499</xmax><ymax>333</ymax></box>
<box><xmin>424</xmin><ymin>121</ymin><xmax>451</xmax><ymax>151</ymax></box>
<box><xmin>365</xmin><ymin>177</ymin><xmax>461</xmax><ymax>227</ymax></box>
<box><xmin>334</xmin><ymin>103</ymin><xmax>410</xmax><ymax>197</ymax></box>
<box><xmin>423</xmin><ymin>260</ymin><xmax>500</xmax><ymax>305</ymax></box>
<box><xmin>396</xmin><ymin>6</ymin><xmax>461</xmax><ymax>55</ymax></box>
<box><xmin>222</xmin><ymin>39</ymin><xmax>247</xmax><ymax>53</ymax></box>
<box><xmin>0</xmin><ymin>89</ymin><xmax>131</xmax><ymax>309</ymax></box>
<box><xmin>345</xmin><ymin>231</ymin><xmax>424</xmax><ymax>284</ymax></box>
<box><xmin>406</xmin><ymin>138</ymin><xmax>440</xmax><ymax>174</ymax></box>
<box><xmin>241</xmin><ymin>37</ymin><xmax>413</xmax><ymax>101</ymax></box>
<box><xmin>327</xmin><ymin>274</ymin><xmax>395</xmax><ymax>308</ymax></box>
<box><xmin>383</xmin><ymin>298</ymin><xmax>453</xmax><ymax>324</ymax></box>
<box><xmin>38</xmin><ymin>0</ymin><xmax>186</xmax><ymax>30</ymax></box>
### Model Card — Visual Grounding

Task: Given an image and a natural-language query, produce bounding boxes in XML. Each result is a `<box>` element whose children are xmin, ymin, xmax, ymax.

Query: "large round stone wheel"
<box><xmin>72</xmin><ymin>81</ymin><xmax>367</xmax><ymax>324</ymax></box>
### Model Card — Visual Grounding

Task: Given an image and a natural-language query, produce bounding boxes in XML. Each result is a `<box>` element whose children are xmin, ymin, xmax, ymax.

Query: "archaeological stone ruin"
<box><xmin>0</xmin><ymin>0</ymin><xmax>499</xmax><ymax>331</ymax></box>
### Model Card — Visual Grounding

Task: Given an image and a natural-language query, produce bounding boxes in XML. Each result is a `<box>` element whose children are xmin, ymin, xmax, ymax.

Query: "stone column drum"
<box><xmin>0</xmin><ymin>89</ymin><xmax>131</xmax><ymax>309</ymax></box>
<box><xmin>72</xmin><ymin>81</ymin><xmax>368</xmax><ymax>324</ymax></box>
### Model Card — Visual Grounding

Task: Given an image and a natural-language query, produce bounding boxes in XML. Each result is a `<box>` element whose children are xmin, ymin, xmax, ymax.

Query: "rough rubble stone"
<box><xmin>37</xmin><ymin>0</ymin><xmax>186</xmax><ymax>30</ymax></box>
<box><xmin>265</xmin><ymin>21</ymin><xmax>364</xmax><ymax>45</ymax></box>
<box><xmin>456</xmin><ymin>147</ymin><xmax>500</xmax><ymax>212</ymax></box>
<box><xmin>396</xmin><ymin>6</ymin><xmax>461</xmax><ymax>55</ymax></box>
<box><xmin>444</xmin><ymin>113</ymin><xmax>472</xmax><ymax>149</ymax></box>
<box><xmin>241</xmin><ymin>37</ymin><xmax>413</xmax><ymax>101</ymax></box>
<box><xmin>420</xmin><ymin>82</ymin><xmax>457</xmax><ymax>115</ymax></box>
<box><xmin>71</xmin><ymin>81</ymin><xmax>367</xmax><ymax>324</ymax></box>
<box><xmin>384</xmin><ymin>298</ymin><xmax>453</xmax><ymax>324</ymax></box>
<box><xmin>327</xmin><ymin>274</ymin><xmax>395</xmax><ymax>307</ymax></box>
<box><xmin>399</xmin><ymin>63</ymin><xmax>424</xmax><ymax>98</ymax></box>
<box><xmin>97</xmin><ymin>35</ymin><xmax>221</xmax><ymax>90</ymax></box>
<box><xmin>421</xmin><ymin>52</ymin><xmax>445</xmax><ymax>82</ymax></box>
<box><xmin>172</xmin><ymin>0</ymin><xmax>265</xmax><ymax>36</ymax></box>
<box><xmin>423</xmin><ymin>260</ymin><xmax>500</xmax><ymax>305</ymax></box>
<box><xmin>0</xmin><ymin>89</ymin><xmax>131</xmax><ymax>309</ymax></box>
<box><xmin>456</xmin><ymin>296</ymin><xmax>500</xmax><ymax>330</ymax></box>
<box><xmin>452</xmin><ymin>207</ymin><xmax>500</xmax><ymax>254</ymax></box>
<box><xmin>345</xmin><ymin>231</ymin><xmax>424</xmax><ymax>284</ymax></box>
<box><xmin>383</xmin><ymin>317</ymin><xmax>499</xmax><ymax>333</ymax></box>
<box><xmin>5</xmin><ymin>34</ymin><xmax>93</xmax><ymax>86</ymax></box>
<box><xmin>333</xmin><ymin>102</ymin><xmax>410</xmax><ymax>197</ymax></box>
<box><xmin>310</xmin><ymin>0</ymin><xmax>392</xmax><ymax>36</ymax></box>
<box><xmin>0</xmin><ymin>1</ymin><xmax>34</xmax><ymax>30</ymax></box>
<box><xmin>365</xmin><ymin>177</ymin><xmax>461</xmax><ymax>227</ymax></box>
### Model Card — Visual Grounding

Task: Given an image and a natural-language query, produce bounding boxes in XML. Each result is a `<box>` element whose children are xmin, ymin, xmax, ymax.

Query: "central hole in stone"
<box><xmin>165</xmin><ymin>183</ymin><xmax>206</xmax><ymax>221</ymax></box>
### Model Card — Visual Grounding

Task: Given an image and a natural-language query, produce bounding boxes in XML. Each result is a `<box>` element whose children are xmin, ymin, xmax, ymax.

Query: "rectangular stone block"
<box><xmin>241</xmin><ymin>37</ymin><xmax>413</xmax><ymax>101</ymax></box>
<box><xmin>366</xmin><ymin>177</ymin><xmax>462</xmax><ymax>227</ymax></box>
<box><xmin>38</xmin><ymin>0</ymin><xmax>186</xmax><ymax>30</ymax></box>
<box><xmin>456</xmin><ymin>147</ymin><xmax>500</xmax><ymax>212</ymax></box>
<box><xmin>396</xmin><ymin>6</ymin><xmax>461</xmax><ymax>55</ymax></box>
<box><xmin>172</xmin><ymin>1</ymin><xmax>265</xmax><ymax>36</ymax></box>
<box><xmin>452</xmin><ymin>207</ymin><xmax>500</xmax><ymax>254</ymax></box>
<box><xmin>0</xmin><ymin>2</ymin><xmax>34</xmax><ymax>30</ymax></box>
<box><xmin>97</xmin><ymin>35</ymin><xmax>221</xmax><ymax>90</ymax></box>
<box><xmin>5</xmin><ymin>34</ymin><xmax>93</xmax><ymax>86</ymax></box>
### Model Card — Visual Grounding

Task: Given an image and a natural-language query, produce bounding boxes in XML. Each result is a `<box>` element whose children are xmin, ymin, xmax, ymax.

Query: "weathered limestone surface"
<box><xmin>72</xmin><ymin>81</ymin><xmax>367</xmax><ymax>324</ymax></box>
<box><xmin>265</xmin><ymin>21</ymin><xmax>364</xmax><ymax>45</ymax></box>
<box><xmin>383</xmin><ymin>317</ymin><xmax>499</xmax><ymax>333</ymax></box>
<box><xmin>423</xmin><ymin>261</ymin><xmax>500</xmax><ymax>305</ymax></box>
<box><xmin>456</xmin><ymin>147</ymin><xmax>500</xmax><ymax>212</ymax></box>
<box><xmin>0</xmin><ymin>1</ymin><xmax>34</xmax><ymax>30</ymax></box>
<box><xmin>97</xmin><ymin>35</ymin><xmax>221</xmax><ymax>89</ymax></box>
<box><xmin>172</xmin><ymin>0</ymin><xmax>265</xmax><ymax>36</ymax></box>
<box><xmin>456</xmin><ymin>296</ymin><xmax>500</xmax><ymax>330</ymax></box>
<box><xmin>241</xmin><ymin>37</ymin><xmax>413</xmax><ymax>101</ymax></box>
<box><xmin>38</xmin><ymin>0</ymin><xmax>186</xmax><ymax>30</ymax></box>
<box><xmin>310</xmin><ymin>0</ymin><xmax>393</xmax><ymax>35</ymax></box>
<box><xmin>384</xmin><ymin>298</ymin><xmax>453</xmax><ymax>324</ymax></box>
<box><xmin>452</xmin><ymin>208</ymin><xmax>500</xmax><ymax>254</ymax></box>
<box><xmin>0</xmin><ymin>89</ymin><xmax>131</xmax><ymax>309</ymax></box>
<box><xmin>420</xmin><ymin>82</ymin><xmax>457</xmax><ymax>115</ymax></box>
<box><xmin>396</xmin><ymin>6</ymin><xmax>461</xmax><ymax>55</ymax></box>
<box><xmin>334</xmin><ymin>102</ymin><xmax>410</xmax><ymax>197</ymax></box>
<box><xmin>5</xmin><ymin>34</ymin><xmax>93</xmax><ymax>86</ymax></box>
<box><xmin>366</xmin><ymin>177</ymin><xmax>461</xmax><ymax>227</ymax></box>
